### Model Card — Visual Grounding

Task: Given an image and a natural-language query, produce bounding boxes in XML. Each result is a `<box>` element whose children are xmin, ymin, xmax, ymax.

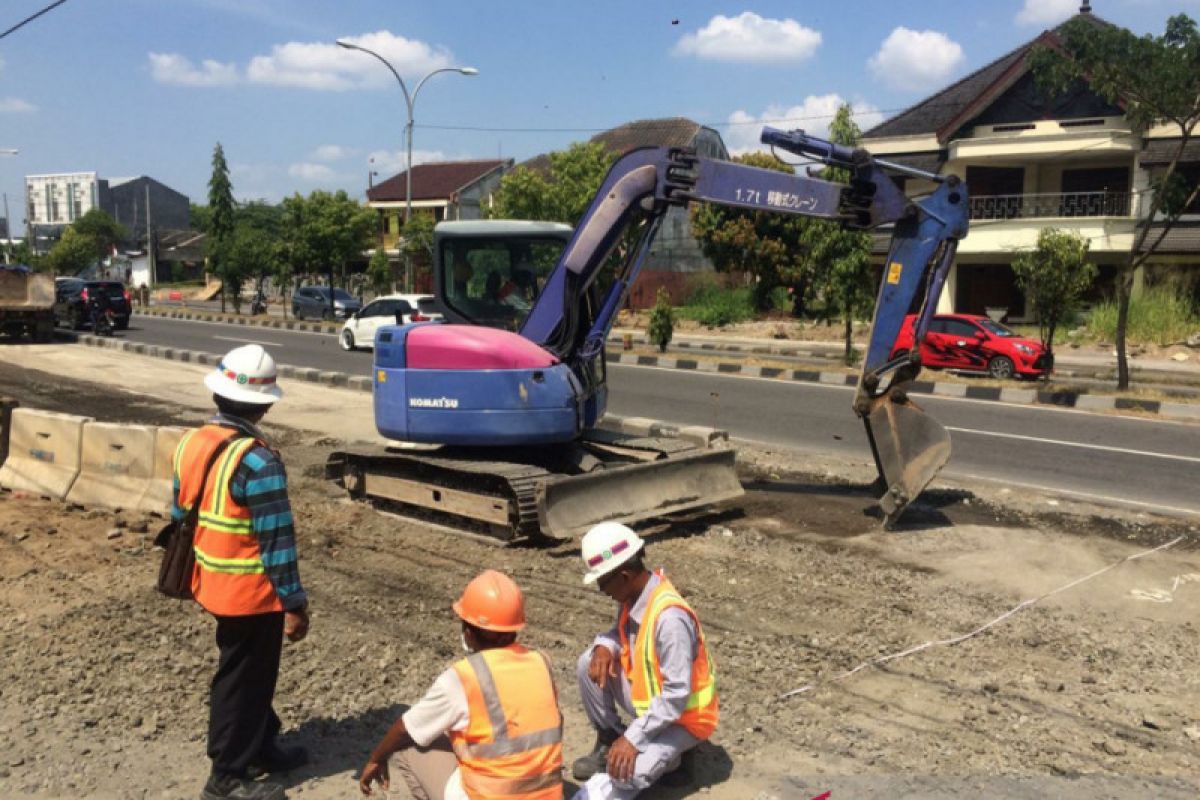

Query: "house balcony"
<box><xmin>968</xmin><ymin>191</ymin><xmax>1132</xmax><ymax>221</ymax></box>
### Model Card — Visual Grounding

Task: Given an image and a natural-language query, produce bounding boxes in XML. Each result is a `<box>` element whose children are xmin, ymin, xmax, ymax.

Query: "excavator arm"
<box><xmin>521</xmin><ymin>126</ymin><xmax>970</xmax><ymax>526</ymax></box>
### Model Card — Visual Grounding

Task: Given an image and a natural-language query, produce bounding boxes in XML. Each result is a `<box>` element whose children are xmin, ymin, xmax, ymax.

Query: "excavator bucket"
<box><xmin>537</xmin><ymin>448</ymin><xmax>743</xmax><ymax>539</ymax></box>
<box><xmin>861</xmin><ymin>389</ymin><xmax>951</xmax><ymax>529</ymax></box>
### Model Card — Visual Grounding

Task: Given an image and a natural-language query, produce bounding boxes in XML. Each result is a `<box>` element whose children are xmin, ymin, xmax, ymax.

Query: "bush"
<box><xmin>677</xmin><ymin>284</ymin><xmax>755</xmax><ymax>328</ymax></box>
<box><xmin>1087</xmin><ymin>285</ymin><xmax>1199</xmax><ymax>345</ymax></box>
<box><xmin>647</xmin><ymin>287</ymin><xmax>675</xmax><ymax>352</ymax></box>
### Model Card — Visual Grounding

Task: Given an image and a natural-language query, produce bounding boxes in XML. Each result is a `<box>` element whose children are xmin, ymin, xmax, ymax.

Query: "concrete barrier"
<box><xmin>65</xmin><ymin>421</ymin><xmax>156</xmax><ymax>509</ymax></box>
<box><xmin>139</xmin><ymin>426</ymin><xmax>186</xmax><ymax>512</ymax></box>
<box><xmin>0</xmin><ymin>408</ymin><xmax>92</xmax><ymax>499</ymax></box>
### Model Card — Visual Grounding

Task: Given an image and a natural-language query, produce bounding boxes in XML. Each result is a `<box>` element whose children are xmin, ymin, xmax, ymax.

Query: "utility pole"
<box><xmin>145</xmin><ymin>183</ymin><xmax>155</xmax><ymax>287</ymax></box>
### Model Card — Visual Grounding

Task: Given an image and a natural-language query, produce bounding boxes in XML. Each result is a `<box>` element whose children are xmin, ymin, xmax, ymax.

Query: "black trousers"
<box><xmin>208</xmin><ymin>611</ymin><xmax>284</xmax><ymax>778</ymax></box>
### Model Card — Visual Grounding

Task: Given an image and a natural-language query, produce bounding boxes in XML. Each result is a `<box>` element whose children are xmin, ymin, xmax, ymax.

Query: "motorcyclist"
<box><xmin>89</xmin><ymin>287</ymin><xmax>114</xmax><ymax>334</ymax></box>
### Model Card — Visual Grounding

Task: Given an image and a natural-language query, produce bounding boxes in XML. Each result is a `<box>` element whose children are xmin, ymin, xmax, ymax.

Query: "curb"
<box><xmin>63</xmin><ymin>332</ymin><xmax>732</xmax><ymax>450</ymax></box>
<box><xmin>92</xmin><ymin>323</ymin><xmax>1200</xmax><ymax>424</ymax></box>
<box><xmin>135</xmin><ymin>307</ymin><xmax>339</xmax><ymax>335</ymax></box>
<box><xmin>604</xmin><ymin>349</ymin><xmax>1200</xmax><ymax>423</ymax></box>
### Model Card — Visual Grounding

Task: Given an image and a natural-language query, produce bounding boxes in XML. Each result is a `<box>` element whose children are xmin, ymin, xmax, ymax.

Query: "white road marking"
<box><xmin>945</xmin><ymin>471</ymin><xmax>1200</xmax><ymax>518</ymax></box>
<box><xmin>945</xmin><ymin>426</ymin><xmax>1200</xmax><ymax>464</ymax></box>
<box><xmin>212</xmin><ymin>334</ymin><xmax>283</xmax><ymax>347</ymax></box>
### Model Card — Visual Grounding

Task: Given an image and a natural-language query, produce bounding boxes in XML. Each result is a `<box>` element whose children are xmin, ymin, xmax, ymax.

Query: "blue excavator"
<box><xmin>327</xmin><ymin>127</ymin><xmax>969</xmax><ymax>541</ymax></box>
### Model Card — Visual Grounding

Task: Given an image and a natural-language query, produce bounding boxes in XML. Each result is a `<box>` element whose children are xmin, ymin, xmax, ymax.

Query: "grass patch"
<box><xmin>1087</xmin><ymin>285</ymin><xmax>1199</xmax><ymax>346</ymax></box>
<box><xmin>677</xmin><ymin>285</ymin><xmax>756</xmax><ymax>327</ymax></box>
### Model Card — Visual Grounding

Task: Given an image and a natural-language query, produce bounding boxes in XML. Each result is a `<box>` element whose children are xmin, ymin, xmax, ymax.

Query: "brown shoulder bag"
<box><xmin>154</xmin><ymin>437</ymin><xmax>238</xmax><ymax>599</ymax></box>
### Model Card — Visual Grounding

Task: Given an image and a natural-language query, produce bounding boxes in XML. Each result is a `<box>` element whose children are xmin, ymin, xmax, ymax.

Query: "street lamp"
<box><xmin>1</xmin><ymin>149</ymin><xmax>17</xmax><ymax>264</ymax></box>
<box><xmin>337</xmin><ymin>39</ymin><xmax>478</xmax><ymax>291</ymax></box>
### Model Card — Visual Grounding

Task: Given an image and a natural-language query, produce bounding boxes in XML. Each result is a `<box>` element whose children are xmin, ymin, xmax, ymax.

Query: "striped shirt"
<box><xmin>171</xmin><ymin>413</ymin><xmax>308</xmax><ymax>611</ymax></box>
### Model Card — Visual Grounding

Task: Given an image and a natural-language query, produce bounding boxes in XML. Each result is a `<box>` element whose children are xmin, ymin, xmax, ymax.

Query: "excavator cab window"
<box><xmin>439</xmin><ymin>236</ymin><xmax>565</xmax><ymax>331</ymax></box>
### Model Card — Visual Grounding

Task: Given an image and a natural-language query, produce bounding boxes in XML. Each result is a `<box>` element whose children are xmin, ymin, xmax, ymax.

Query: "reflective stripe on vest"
<box><xmin>450</xmin><ymin>646</ymin><xmax>563</xmax><ymax>800</ymax></box>
<box><xmin>618</xmin><ymin>574</ymin><xmax>719</xmax><ymax>740</ymax></box>
<box><xmin>175</xmin><ymin>425</ymin><xmax>283</xmax><ymax>617</ymax></box>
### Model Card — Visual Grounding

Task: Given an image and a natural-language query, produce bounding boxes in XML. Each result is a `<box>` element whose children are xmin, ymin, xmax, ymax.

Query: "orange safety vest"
<box><xmin>450</xmin><ymin>645</ymin><xmax>564</xmax><ymax>800</ymax></box>
<box><xmin>173</xmin><ymin>424</ymin><xmax>284</xmax><ymax>617</ymax></box>
<box><xmin>618</xmin><ymin>572</ymin><xmax>719</xmax><ymax>740</ymax></box>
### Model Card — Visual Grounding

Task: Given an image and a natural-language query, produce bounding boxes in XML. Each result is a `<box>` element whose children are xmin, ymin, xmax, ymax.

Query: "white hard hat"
<box><xmin>204</xmin><ymin>344</ymin><xmax>283</xmax><ymax>405</ymax></box>
<box><xmin>581</xmin><ymin>521</ymin><xmax>644</xmax><ymax>585</ymax></box>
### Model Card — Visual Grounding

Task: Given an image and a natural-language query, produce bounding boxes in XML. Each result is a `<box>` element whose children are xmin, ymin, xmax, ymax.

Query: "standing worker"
<box><xmin>359</xmin><ymin>570</ymin><xmax>564</xmax><ymax>800</ymax></box>
<box><xmin>175</xmin><ymin>344</ymin><xmax>311</xmax><ymax>800</ymax></box>
<box><xmin>570</xmin><ymin>523</ymin><xmax>718</xmax><ymax>799</ymax></box>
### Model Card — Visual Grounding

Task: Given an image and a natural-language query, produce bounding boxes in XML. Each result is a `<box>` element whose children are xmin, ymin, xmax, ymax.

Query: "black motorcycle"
<box><xmin>250</xmin><ymin>290</ymin><xmax>268</xmax><ymax>316</ymax></box>
<box><xmin>90</xmin><ymin>299</ymin><xmax>116</xmax><ymax>336</ymax></box>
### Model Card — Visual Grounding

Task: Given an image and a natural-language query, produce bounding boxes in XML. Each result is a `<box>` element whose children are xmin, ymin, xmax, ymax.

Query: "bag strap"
<box><xmin>183</xmin><ymin>434</ymin><xmax>245</xmax><ymax>526</ymax></box>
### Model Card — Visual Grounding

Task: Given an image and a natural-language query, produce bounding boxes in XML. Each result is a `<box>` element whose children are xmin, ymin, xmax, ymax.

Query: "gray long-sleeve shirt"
<box><xmin>592</xmin><ymin>573</ymin><xmax>698</xmax><ymax>750</ymax></box>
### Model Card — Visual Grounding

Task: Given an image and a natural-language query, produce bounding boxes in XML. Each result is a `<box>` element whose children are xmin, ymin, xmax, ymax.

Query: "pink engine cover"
<box><xmin>406</xmin><ymin>324</ymin><xmax>560</xmax><ymax>370</ymax></box>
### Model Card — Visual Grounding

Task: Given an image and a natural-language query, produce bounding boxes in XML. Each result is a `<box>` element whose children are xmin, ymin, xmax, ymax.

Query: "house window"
<box><xmin>50</xmin><ymin>197</ymin><xmax>60</xmax><ymax>222</ymax></box>
<box><xmin>966</xmin><ymin>166</ymin><xmax>1025</xmax><ymax>219</ymax></box>
<box><xmin>1173</xmin><ymin>165</ymin><xmax>1200</xmax><ymax>214</ymax></box>
<box><xmin>1061</xmin><ymin>166</ymin><xmax>1130</xmax><ymax>216</ymax></box>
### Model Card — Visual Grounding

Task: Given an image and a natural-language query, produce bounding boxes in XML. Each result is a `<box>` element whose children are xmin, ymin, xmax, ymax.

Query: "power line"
<box><xmin>0</xmin><ymin>0</ymin><xmax>71</xmax><ymax>41</ymax></box>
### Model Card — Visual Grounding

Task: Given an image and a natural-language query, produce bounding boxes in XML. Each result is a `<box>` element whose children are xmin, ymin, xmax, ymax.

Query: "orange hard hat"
<box><xmin>453</xmin><ymin>570</ymin><xmax>526</xmax><ymax>632</ymax></box>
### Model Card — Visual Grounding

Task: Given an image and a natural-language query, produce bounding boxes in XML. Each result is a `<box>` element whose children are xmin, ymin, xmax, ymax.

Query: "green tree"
<box><xmin>1012</xmin><ymin>228</ymin><xmax>1096</xmax><ymax>365</ymax></box>
<box><xmin>207</xmin><ymin>143</ymin><xmax>236</xmax><ymax>312</ymax></box>
<box><xmin>219</xmin><ymin>222</ymin><xmax>282</xmax><ymax>313</ymax></box>
<box><xmin>44</xmin><ymin>228</ymin><xmax>98</xmax><ymax>276</ymax></box>
<box><xmin>190</xmin><ymin>202</ymin><xmax>212</xmax><ymax>233</ymax></box>
<box><xmin>1030</xmin><ymin>14</ymin><xmax>1200</xmax><ymax>388</ymax></box>
<box><xmin>808</xmin><ymin>104</ymin><xmax>875</xmax><ymax>364</ymax></box>
<box><xmin>280</xmin><ymin>190</ymin><xmax>375</xmax><ymax>318</ymax></box>
<box><xmin>72</xmin><ymin>209</ymin><xmax>128</xmax><ymax>262</ymax></box>
<box><xmin>690</xmin><ymin>151</ymin><xmax>824</xmax><ymax>312</ymax></box>
<box><xmin>647</xmin><ymin>286</ymin><xmax>675</xmax><ymax>352</ymax></box>
<box><xmin>487</xmin><ymin>141</ymin><xmax>616</xmax><ymax>225</ymax></box>
<box><xmin>367</xmin><ymin>247</ymin><xmax>393</xmax><ymax>295</ymax></box>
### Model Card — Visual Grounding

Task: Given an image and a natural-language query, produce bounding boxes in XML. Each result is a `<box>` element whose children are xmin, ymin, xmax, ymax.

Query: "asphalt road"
<box><xmin>115</xmin><ymin>314</ymin><xmax>1200</xmax><ymax>517</ymax></box>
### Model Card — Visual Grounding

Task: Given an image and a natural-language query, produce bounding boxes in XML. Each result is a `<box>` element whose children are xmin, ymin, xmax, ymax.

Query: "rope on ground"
<box><xmin>778</xmin><ymin>535</ymin><xmax>1185</xmax><ymax>700</ymax></box>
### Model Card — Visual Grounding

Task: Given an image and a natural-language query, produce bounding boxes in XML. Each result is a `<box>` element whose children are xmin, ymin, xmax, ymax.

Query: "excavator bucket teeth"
<box><xmin>862</xmin><ymin>391</ymin><xmax>951</xmax><ymax>529</ymax></box>
<box><xmin>537</xmin><ymin>448</ymin><xmax>743</xmax><ymax>539</ymax></box>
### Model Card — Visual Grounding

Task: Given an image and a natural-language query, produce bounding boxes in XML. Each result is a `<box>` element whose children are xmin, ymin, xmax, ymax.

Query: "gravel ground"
<box><xmin>1</xmin><ymin>363</ymin><xmax>1198</xmax><ymax>800</ymax></box>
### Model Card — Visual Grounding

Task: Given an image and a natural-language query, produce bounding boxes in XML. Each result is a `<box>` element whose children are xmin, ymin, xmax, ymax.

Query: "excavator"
<box><xmin>326</xmin><ymin>126</ymin><xmax>969</xmax><ymax>541</ymax></box>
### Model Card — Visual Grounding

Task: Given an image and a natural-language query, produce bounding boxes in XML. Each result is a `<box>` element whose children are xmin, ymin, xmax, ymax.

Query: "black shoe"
<box><xmin>572</xmin><ymin>729</ymin><xmax>620</xmax><ymax>781</ymax></box>
<box><xmin>247</xmin><ymin>743</ymin><xmax>309</xmax><ymax>778</ymax></box>
<box><xmin>200</xmin><ymin>773</ymin><xmax>286</xmax><ymax>800</ymax></box>
<box><xmin>657</xmin><ymin>748</ymin><xmax>696</xmax><ymax>788</ymax></box>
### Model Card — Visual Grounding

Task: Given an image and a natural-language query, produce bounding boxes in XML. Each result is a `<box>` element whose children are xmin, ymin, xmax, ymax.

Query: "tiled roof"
<box><xmin>1141</xmin><ymin>138</ymin><xmax>1200</xmax><ymax>166</ymax></box>
<box><xmin>518</xmin><ymin>117</ymin><xmax>707</xmax><ymax>172</ymax></box>
<box><xmin>864</xmin><ymin>12</ymin><xmax>1113</xmax><ymax>142</ymax></box>
<box><xmin>368</xmin><ymin>159</ymin><xmax>510</xmax><ymax>203</ymax></box>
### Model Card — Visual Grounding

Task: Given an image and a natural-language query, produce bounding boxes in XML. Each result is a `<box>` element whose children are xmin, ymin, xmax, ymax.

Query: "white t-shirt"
<box><xmin>402</xmin><ymin>667</ymin><xmax>471</xmax><ymax>800</ymax></box>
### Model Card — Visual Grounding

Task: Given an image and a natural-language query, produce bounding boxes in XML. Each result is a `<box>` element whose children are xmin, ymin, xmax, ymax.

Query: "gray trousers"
<box><xmin>571</xmin><ymin>648</ymin><xmax>699</xmax><ymax>800</ymax></box>
<box><xmin>393</xmin><ymin>736</ymin><xmax>459</xmax><ymax>800</ymax></box>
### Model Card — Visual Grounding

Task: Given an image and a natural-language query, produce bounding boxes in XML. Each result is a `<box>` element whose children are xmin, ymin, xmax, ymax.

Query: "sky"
<box><xmin>1</xmin><ymin>0</ymin><xmax>1198</xmax><ymax>224</ymax></box>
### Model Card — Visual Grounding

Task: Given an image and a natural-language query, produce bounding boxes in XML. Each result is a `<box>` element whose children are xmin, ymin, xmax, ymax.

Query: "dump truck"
<box><xmin>0</xmin><ymin>265</ymin><xmax>55</xmax><ymax>343</ymax></box>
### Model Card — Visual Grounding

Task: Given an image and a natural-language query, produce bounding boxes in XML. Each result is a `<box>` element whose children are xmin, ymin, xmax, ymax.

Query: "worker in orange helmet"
<box><xmin>360</xmin><ymin>570</ymin><xmax>564</xmax><ymax>800</ymax></box>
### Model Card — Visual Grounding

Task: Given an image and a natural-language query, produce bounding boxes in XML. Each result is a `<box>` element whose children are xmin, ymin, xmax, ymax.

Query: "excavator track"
<box><xmin>326</xmin><ymin>431</ymin><xmax>744</xmax><ymax>544</ymax></box>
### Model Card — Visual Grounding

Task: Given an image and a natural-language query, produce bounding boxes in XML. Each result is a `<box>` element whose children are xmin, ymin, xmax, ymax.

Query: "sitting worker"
<box><xmin>571</xmin><ymin>522</ymin><xmax>719</xmax><ymax>799</ymax></box>
<box><xmin>359</xmin><ymin>570</ymin><xmax>564</xmax><ymax>800</ymax></box>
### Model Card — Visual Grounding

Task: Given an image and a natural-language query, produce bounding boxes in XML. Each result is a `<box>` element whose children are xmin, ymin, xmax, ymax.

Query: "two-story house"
<box><xmin>861</xmin><ymin>4</ymin><xmax>1199</xmax><ymax>322</ymax></box>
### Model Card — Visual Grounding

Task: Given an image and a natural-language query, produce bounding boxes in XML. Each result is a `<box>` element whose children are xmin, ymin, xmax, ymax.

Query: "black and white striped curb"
<box><xmin>67</xmin><ymin>332</ymin><xmax>728</xmax><ymax>450</ymax></box>
<box><xmin>135</xmin><ymin>307</ymin><xmax>339</xmax><ymax>334</ymax></box>
<box><xmin>605</xmin><ymin>349</ymin><xmax>1200</xmax><ymax>422</ymax></box>
<box><xmin>75</xmin><ymin>326</ymin><xmax>1200</xmax><ymax>423</ymax></box>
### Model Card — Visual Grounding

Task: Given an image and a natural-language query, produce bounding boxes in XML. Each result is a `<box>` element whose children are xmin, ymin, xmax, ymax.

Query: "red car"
<box><xmin>892</xmin><ymin>313</ymin><xmax>1053</xmax><ymax>379</ymax></box>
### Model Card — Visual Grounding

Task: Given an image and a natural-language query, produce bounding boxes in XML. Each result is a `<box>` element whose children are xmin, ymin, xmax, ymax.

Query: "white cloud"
<box><xmin>673</xmin><ymin>12</ymin><xmax>821</xmax><ymax>64</ymax></box>
<box><xmin>247</xmin><ymin>31</ymin><xmax>455</xmax><ymax>90</ymax></box>
<box><xmin>868</xmin><ymin>28</ymin><xmax>965</xmax><ymax>92</ymax></box>
<box><xmin>310</xmin><ymin>144</ymin><xmax>355</xmax><ymax>162</ymax></box>
<box><xmin>148</xmin><ymin>52</ymin><xmax>239</xmax><ymax>87</ymax></box>
<box><xmin>0</xmin><ymin>97</ymin><xmax>36</xmax><ymax>113</ymax></box>
<box><xmin>288</xmin><ymin>162</ymin><xmax>338</xmax><ymax>181</ymax></box>
<box><xmin>1016</xmin><ymin>0</ymin><xmax>1079</xmax><ymax>27</ymax></box>
<box><xmin>723</xmin><ymin>96</ymin><xmax>884</xmax><ymax>156</ymax></box>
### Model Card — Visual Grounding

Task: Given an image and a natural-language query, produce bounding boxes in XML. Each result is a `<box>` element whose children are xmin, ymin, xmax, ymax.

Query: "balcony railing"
<box><xmin>968</xmin><ymin>191</ymin><xmax>1131</xmax><ymax>220</ymax></box>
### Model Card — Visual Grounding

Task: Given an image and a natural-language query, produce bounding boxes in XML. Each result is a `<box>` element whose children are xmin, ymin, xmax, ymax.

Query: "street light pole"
<box><xmin>336</xmin><ymin>40</ymin><xmax>477</xmax><ymax>291</ymax></box>
<box><xmin>1</xmin><ymin>149</ymin><xmax>17</xmax><ymax>264</ymax></box>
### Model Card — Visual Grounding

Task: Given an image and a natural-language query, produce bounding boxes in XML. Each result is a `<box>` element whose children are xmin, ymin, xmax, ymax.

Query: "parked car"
<box><xmin>291</xmin><ymin>286</ymin><xmax>362</xmax><ymax>321</ymax></box>
<box><xmin>891</xmin><ymin>313</ymin><xmax>1052</xmax><ymax>380</ymax></box>
<box><xmin>53</xmin><ymin>279</ymin><xmax>132</xmax><ymax>330</ymax></box>
<box><xmin>339</xmin><ymin>294</ymin><xmax>442</xmax><ymax>351</ymax></box>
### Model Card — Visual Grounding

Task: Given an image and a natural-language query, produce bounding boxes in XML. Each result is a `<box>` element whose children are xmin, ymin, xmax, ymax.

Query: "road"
<box><xmin>115</xmin><ymin>314</ymin><xmax>1200</xmax><ymax>517</ymax></box>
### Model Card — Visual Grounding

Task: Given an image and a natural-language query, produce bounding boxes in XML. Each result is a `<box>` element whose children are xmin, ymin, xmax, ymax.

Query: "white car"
<box><xmin>339</xmin><ymin>294</ymin><xmax>442</xmax><ymax>351</ymax></box>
